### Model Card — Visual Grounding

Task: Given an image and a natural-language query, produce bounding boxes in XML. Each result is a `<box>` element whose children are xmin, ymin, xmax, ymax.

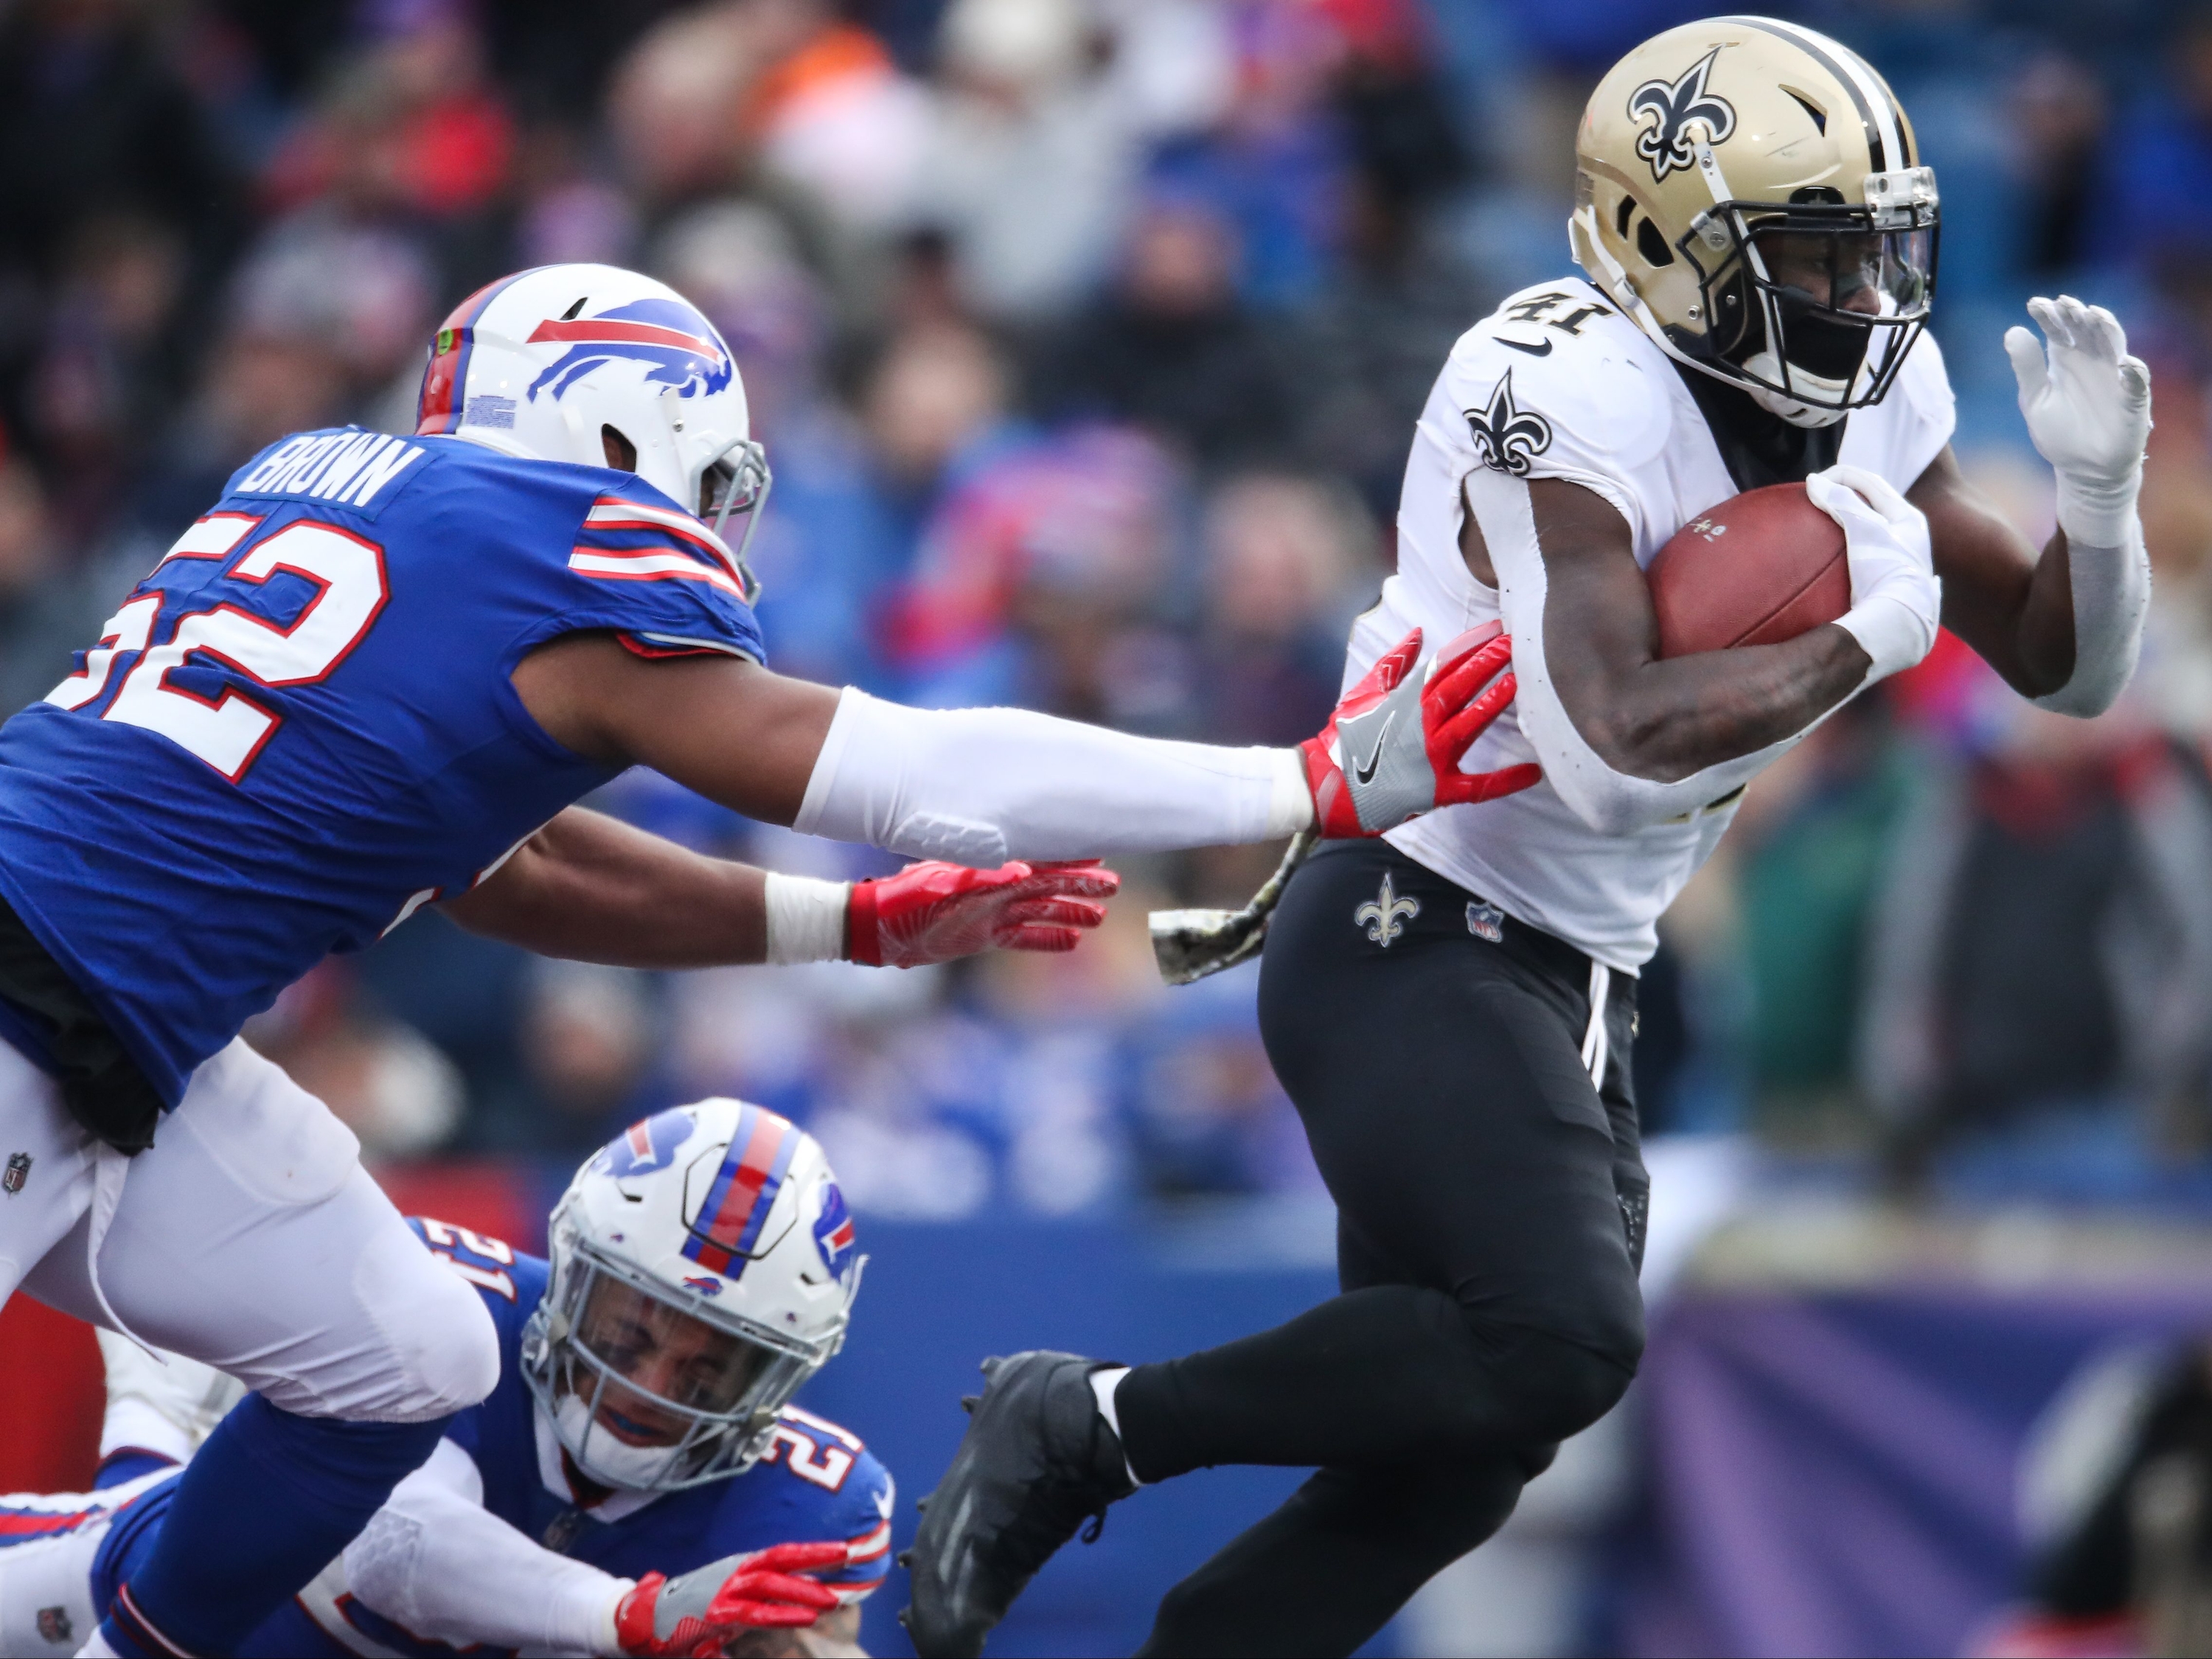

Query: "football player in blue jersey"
<box><xmin>0</xmin><ymin>260</ymin><xmax>1531</xmax><ymax>1655</ymax></box>
<box><xmin>0</xmin><ymin>1102</ymin><xmax>892</xmax><ymax>1658</ymax></box>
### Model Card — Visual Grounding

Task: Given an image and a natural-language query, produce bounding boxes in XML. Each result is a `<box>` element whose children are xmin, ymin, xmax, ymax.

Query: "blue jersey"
<box><xmin>0</xmin><ymin>431</ymin><xmax>764</xmax><ymax>1105</ymax></box>
<box><xmin>91</xmin><ymin>1220</ymin><xmax>892</xmax><ymax>1658</ymax></box>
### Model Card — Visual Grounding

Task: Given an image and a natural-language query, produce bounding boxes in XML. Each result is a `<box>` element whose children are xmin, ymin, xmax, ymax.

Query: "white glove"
<box><xmin>2005</xmin><ymin>296</ymin><xmax>2152</xmax><ymax>548</ymax></box>
<box><xmin>1808</xmin><ymin>463</ymin><xmax>1941</xmax><ymax>686</ymax></box>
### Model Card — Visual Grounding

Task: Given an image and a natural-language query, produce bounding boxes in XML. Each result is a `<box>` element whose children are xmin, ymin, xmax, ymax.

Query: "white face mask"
<box><xmin>552</xmin><ymin>1390</ymin><xmax>695</xmax><ymax>1491</ymax></box>
<box><xmin>1741</xmin><ymin>349</ymin><xmax>1852</xmax><ymax>427</ymax></box>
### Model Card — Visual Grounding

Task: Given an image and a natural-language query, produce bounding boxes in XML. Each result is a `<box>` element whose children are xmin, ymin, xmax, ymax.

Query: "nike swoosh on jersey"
<box><xmin>1498</xmin><ymin>336</ymin><xmax>1553</xmax><ymax>357</ymax></box>
<box><xmin>1354</xmin><ymin>712</ymin><xmax>1396</xmax><ymax>785</ymax></box>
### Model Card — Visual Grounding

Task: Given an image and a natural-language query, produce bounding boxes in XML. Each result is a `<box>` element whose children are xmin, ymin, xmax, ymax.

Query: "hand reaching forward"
<box><xmin>2005</xmin><ymin>295</ymin><xmax>2152</xmax><ymax>547</ymax></box>
<box><xmin>615</xmin><ymin>1541</ymin><xmax>848</xmax><ymax>1656</ymax></box>
<box><xmin>1301</xmin><ymin>622</ymin><xmax>1541</xmax><ymax>836</ymax></box>
<box><xmin>849</xmin><ymin>858</ymin><xmax>1121</xmax><ymax>968</ymax></box>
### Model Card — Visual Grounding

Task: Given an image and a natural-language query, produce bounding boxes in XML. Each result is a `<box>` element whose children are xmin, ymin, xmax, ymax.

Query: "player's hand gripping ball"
<box><xmin>848</xmin><ymin>858</ymin><xmax>1121</xmax><ymax>969</ymax></box>
<box><xmin>614</xmin><ymin>1540</ymin><xmax>847</xmax><ymax>1655</ymax></box>
<box><xmin>1301</xmin><ymin>622</ymin><xmax>1542</xmax><ymax>836</ymax></box>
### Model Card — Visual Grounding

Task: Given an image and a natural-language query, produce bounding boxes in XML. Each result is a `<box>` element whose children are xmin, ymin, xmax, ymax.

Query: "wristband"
<box><xmin>763</xmin><ymin>873</ymin><xmax>852</xmax><ymax>964</ymax></box>
<box><xmin>2056</xmin><ymin>465</ymin><xmax>2143</xmax><ymax>552</ymax></box>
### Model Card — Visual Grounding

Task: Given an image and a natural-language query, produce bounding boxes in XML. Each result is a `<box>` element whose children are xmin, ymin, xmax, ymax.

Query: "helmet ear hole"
<box><xmin>1615</xmin><ymin>194</ymin><xmax>1636</xmax><ymax>238</ymax></box>
<box><xmin>1635</xmin><ymin>217</ymin><xmax>1675</xmax><ymax>268</ymax></box>
<box><xmin>601</xmin><ymin>425</ymin><xmax>637</xmax><ymax>471</ymax></box>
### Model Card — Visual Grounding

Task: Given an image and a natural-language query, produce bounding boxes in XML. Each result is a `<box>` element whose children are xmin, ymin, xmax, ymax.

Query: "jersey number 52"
<box><xmin>47</xmin><ymin>514</ymin><xmax>389</xmax><ymax>782</ymax></box>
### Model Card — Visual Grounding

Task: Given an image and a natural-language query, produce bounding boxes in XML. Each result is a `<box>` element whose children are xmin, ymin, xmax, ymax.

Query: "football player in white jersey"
<box><xmin>900</xmin><ymin>18</ymin><xmax>2154</xmax><ymax>1658</ymax></box>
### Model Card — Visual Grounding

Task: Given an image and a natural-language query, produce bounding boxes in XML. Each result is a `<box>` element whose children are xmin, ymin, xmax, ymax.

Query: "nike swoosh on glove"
<box><xmin>1301</xmin><ymin>622</ymin><xmax>1541</xmax><ymax>837</ymax></box>
<box><xmin>2005</xmin><ymin>295</ymin><xmax>2152</xmax><ymax>549</ymax></box>
<box><xmin>1807</xmin><ymin>465</ymin><xmax>1941</xmax><ymax>687</ymax></box>
<box><xmin>615</xmin><ymin>1541</ymin><xmax>846</xmax><ymax>1655</ymax></box>
<box><xmin>849</xmin><ymin>859</ymin><xmax>1120</xmax><ymax>968</ymax></box>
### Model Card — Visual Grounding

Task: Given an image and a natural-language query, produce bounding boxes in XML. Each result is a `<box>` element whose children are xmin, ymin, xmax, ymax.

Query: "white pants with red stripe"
<box><xmin>0</xmin><ymin>1037</ymin><xmax>495</xmax><ymax>1421</ymax></box>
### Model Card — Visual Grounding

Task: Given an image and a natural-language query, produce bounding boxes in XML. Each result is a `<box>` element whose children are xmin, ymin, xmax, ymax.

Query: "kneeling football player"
<box><xmin>0</xmin><ymin>1101</ymin><xmax>887</xmax><ymax>1658</ymax></box>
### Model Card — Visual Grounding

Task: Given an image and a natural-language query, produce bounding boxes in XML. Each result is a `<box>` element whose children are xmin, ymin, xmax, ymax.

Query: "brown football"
<box><xmin>1646</xmin><ymin>481</ymin><xmax>1850</xmax><ymax>658</ymax></box>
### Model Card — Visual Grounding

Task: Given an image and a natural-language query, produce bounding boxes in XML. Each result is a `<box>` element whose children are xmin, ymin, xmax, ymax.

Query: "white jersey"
<box><xmin>1357</xmin><ymin>276</ymin><xmax>1955</xmax><ymax>970</ymax></box>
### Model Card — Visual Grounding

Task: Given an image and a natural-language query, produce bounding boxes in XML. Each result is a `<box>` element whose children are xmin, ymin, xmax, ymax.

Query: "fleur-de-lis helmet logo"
<box><xmin>1465</xmin><ymin>371</ymin><xmax>1554</xmax><ymax>478</ymax></box>
<box><xmin>1628</xmin><ymin>47</ymin><xmax>1736</xmax><ymax>181</ymax></box>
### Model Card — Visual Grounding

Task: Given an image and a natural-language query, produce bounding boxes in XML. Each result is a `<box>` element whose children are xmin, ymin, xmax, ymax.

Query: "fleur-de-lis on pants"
<box><xmin>1354</xmin><ymin>874</ymin><xmax>1421</xmax><ymax>947</ymax></box>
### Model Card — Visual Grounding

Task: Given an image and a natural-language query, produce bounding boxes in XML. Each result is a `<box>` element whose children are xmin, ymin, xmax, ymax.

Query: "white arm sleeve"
<box><xmin>793</xmin><ymin>689</ymin><xmax>1314</xmax><ymax>863</ymax></box>
<box><xmin>1467</xmin><ymin>464</ymin><xmax>1809</xmax><ymax>837</ymax></box>
<box><xmin>343</xmin><ymin>1439</ymin><xmax>627</xmax><ymax>1657</ymax></box>
<box><xmin>2034</xmin><ymin>516</ymin><xmax>2150</xmax><ymax>717</ymax></box>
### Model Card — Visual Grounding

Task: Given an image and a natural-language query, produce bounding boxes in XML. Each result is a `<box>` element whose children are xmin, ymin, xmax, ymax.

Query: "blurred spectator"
<box><xmin>519</xmin><ymin>961</ymin><xmax>675</xmax><ymax>1159</ymax></box>
<box><xmin>888</xmin><ymin>422</ymin><xmax>1180</xmax><ymax>720</ymax></box>
<box><xmin>1192</xmin><ymin>470</ymin><xmax>1377</xmax><ymax>745</ymax></box>
<box><xmin>0</xmin><ymin>459</ymin><xmax>105</xmax><ymax>716</ymax></box>
<box><xmin>2101</xmin><ymin>7</ymin><xmax>2212</xmax><ymax>322</ymax></box>
<box><xmin>908</xmin><ymin>0</ymin><xmax>1133</xmax><ymax>324</ymax></box>
<box><xmin>126</xmin><ymin>323</ymin><xmax>348</xmax><ymax>545</ymax></box>
<box><xmin>0</xmin><ymin>0</ymin><xmax>243</xmax><ymax>285</ymax></box>
<box><xmin>1124</xmin><ymin>960</ymin><xmax>1324</xmax><ymax>1199</ymax></box>
<box><xmin>2012</xmin><ymin>52</ymin><xmax>2110</xmax><ymax>279</ymax></box>
<box><xmin>1143</xmin><ymin>0</ymin><xmax>1356</xmax><ymax>310</ymax></box>
<box><xmin>1030</xmin><ymin>194</ymin><xmax>1299</xmax><ymax>469</ymax></box>
<box><xmin>1860</xmin><ymin>696</ymin><xmax>2212</xmax><ymax>1200</ymax></box>
<box><xmin>243</xmin><ymin>961</ymin><xmax>465</xmax><ymax>1161</ymax></box>
<box><xmin>25</xmin><ymin>215</ymin><xmax>189</xmax><ymax>535</ymax></box>
<box><xmin>1726</xmin><ymin>698</ymin><xmax>1914</xmax><ymax>1140</ymax></box>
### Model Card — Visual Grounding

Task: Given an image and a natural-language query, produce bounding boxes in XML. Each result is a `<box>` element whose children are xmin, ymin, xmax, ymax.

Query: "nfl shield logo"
<box><xmin>1466</xmin><ymin>901</ymin><xmax>1506</xmax><ymax>944</ymax></box>
<box><xmin>2</xmin><ymin>1152</ymin><xmax>28</xmax><ymax>1195</ymax></box>
<box><xmin>36</xmin><ymin>1606</ymin><xmax>71</xmax><ymax>1644</ymax></box>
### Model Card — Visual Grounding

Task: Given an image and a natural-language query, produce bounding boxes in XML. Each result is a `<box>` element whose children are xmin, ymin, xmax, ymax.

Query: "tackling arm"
<box><xmin>509</xmin><ymin>625</ymin><xmax>1531</xmax><ymax>864</ymax></box>
<box><xmin>443</xmin><ymin>806</ymin><xmax>1117</xmax><ymax>969</ymax></box>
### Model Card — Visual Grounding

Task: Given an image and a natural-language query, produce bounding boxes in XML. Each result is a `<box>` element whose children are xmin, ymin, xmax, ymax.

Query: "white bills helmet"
<box><xmin>521</xmin><ymin>1099</ymin><xmax>863</xmax><ymax>1492</ymax></box>
<box><xmin>414</xmin><ymin>262</ymin><xmax>771</xmax><ymax>599</ymax></box>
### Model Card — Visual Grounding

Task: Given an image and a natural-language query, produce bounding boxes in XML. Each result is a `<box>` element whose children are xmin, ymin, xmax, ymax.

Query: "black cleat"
<box><xmin>900</xmin><ymin>1352</ymin><xmax>1136</xmax><ymax>1658</ymax></box>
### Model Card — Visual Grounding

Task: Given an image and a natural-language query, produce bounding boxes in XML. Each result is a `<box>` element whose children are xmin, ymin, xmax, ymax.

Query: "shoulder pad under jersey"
<box><xmin>1434</xmin><ymin>280</ymin><xmax>1677</xmax><ymax>504</ymax></box>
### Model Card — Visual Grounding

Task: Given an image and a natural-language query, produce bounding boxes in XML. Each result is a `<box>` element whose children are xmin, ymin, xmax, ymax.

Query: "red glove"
<box><xmin>1300</xmin><ymin>623</ymin><xmax>1540</xmax><ymax>837</ymax></box>
<box><xmin>848</xmin><ymin>859</ymin><xmax>1121</xmax><ymax>968</ymax></box>
<box><xmin>614</xmin><ymin>1541</ymin><xmax>847</xmax><ymax>1656</ymax></box>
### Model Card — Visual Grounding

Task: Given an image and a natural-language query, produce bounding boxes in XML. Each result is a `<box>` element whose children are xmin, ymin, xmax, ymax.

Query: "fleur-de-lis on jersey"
<box><xmin>1354</xmin><ymin>873</ymin><xmax>1420</xmax><ymax>947</ymax></box>
<box><xmin>1628</xmin><ymin>48</ymin><xmax>1737</xmax><ymax>181</ymax></box>
<box><xmin>1465</xmin><ymin>371</ymin><xmax>1554</xmax><ymax>477</ymax></box>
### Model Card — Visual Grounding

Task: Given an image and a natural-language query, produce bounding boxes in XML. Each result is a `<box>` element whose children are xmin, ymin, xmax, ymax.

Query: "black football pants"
<box><xmin>1115</xmin><ymin>839</ymin><xmax>1648</xmax><ymax>1658</ymax></box>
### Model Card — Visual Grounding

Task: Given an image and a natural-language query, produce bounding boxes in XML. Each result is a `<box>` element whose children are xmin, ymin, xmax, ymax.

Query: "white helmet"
<box><xmin>521</xmin><ymin>1099</ymin><xmax>863</xmax><ymax>1492</ymax></box>
<box><xmin>414</xmin><ymin>262</ymin><xmax>772</xmax><ymax>599</ymax></box>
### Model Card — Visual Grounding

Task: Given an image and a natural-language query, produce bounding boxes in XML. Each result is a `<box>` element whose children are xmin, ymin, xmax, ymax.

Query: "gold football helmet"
<box><xmin>1569</xmin><ymin>15</ymin><xmax>1938</xmax><ymax>425</ymax></box>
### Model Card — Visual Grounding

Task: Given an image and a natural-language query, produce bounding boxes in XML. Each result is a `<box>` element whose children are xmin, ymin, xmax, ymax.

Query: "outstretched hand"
<box><xmin>2004</xmin><ymin>295</ymin><xmax>2152</xmax><ymax>548</ymax></box>
<box><xmin>1301</xmin><ymin>623</ymin><xmax>1540</xmax><ymax>837</ymax></box>
<box><xmin>849</xmin><ymin>859</ymin><xmax>1121</xmax><ymax>968</ymax></box>
<box><xmin>616</xmin><ymin>1541</ymin><xmax>849</xmax><ymax>1656</ymax></box>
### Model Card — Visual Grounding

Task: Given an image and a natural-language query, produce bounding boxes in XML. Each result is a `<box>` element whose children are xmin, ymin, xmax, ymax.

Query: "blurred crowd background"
<box><xmin>18</xmin><ymin>0</ymin><xmax>2212</xmax><ymax>1652</ymax></box>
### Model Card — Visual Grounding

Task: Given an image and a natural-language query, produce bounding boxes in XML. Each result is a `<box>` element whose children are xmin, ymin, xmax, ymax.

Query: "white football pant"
<box><xmin>0</xmin><ymin>1036</ymin><xmax>495</xmax><ymax>1422</ymax></box>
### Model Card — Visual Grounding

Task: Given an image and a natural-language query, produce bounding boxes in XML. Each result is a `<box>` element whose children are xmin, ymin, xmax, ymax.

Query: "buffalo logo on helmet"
<box><xmin>812</xmin><ymin>1179</ymin><xmax>858</xmax><ymax>1282</ymax></box>
<box><xmin>1465</xmin><ymin>372</ymin><xmax>1554</xmax><ymax>478</ymax></box>
<box><xmin>597</xmin><ymin>1108</ymin><xmax>692</xmax><ymax>1179</ymax></box>
<box><xmin>681</xmin><ymin>1275</ymin><xmax>726</xmax><ymax>1297</ymax></box>
<box><xmin>525</xmin><ymin>297</ymin><xmax>734</xmax><ymax>404</ymax></box>
<box><xmin>1627</xmin><ymin>47</ymin><xmax>1737</xmax><ymax>182</ymax></box>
